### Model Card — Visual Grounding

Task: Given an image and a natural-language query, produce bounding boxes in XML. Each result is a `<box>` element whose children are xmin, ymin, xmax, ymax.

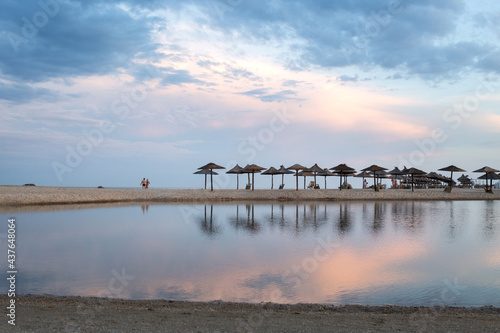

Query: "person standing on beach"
<box><xmin>146</xmin><ymin>179</ymin><xmax>150</xmax><ymax>189</ymax></box>
<box><xmin>141</xmin><ymin>178</ymin><xmax>146</xmax><ymax>189</ymax></box>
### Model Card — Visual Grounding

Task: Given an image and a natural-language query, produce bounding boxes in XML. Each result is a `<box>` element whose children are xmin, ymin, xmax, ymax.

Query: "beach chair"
<box><xmin>314</xmin><ymin>184</ymin><xmax>320</xmax><ymax>189</ymax></box>
<box><xmin>307</xmin><ymin>181</ymin><xmax>315</xmax><ymax>189</ymax></box>
<box><xmin>245</xmin><ymin>184</ymin><xmax>251</xmax><ymax>190</ymax></box>
<box><xmin>279</xmin><ymin>184</ymin><xmax>284</xmax><ymax>189</ymax></box>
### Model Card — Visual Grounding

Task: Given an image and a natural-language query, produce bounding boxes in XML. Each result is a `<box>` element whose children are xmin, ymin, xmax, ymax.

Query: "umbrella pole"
<box><xmin>296</xmin><ymin>171</ymin><xmax>299</xmax><ymax>191</ymax></box>
<box><xmin>304</xmin><ymin>176</ymin><xmax>306</xmax><ymax>189</ymax></box>
<box><xmin>204</xmin><ymin>174</ymin><xmax>207</xmax><ymax>190</ymax></box>
<box><xmin>339</xmin><ymin>172</ymin><xmax>342</xmax><ymax>191</ymax></box>
<box><xmin>281</xmin><ymin>173</ymin><xmax>284</xmax><ymax>187</ymax></box>
<box><xmin>252</xmin><ymin>172</ymin><xmax>255</xmax><ymax>191</ymax></box>
<box><xmin>324</xmin><ymin>176</ymin><xmax>327</xmax><ymax>189</ymax></box>
<box><xmin>271</xmin><ymin>175</ymin><xmax>274</xmax><ymax>190</ymax></box>
<box><xmin>210</xmin><ymin>170</ymin><xmax>214</xmax><ymax>191</ymax></box>
<box><xmin>412</xmin><ymin>174</ymin><xmax>414</xmax><ymax>192</ymax></box>
<box><xmin>237</xmin><ymin>174</ymin><xmax>239</xmax><ymax>190</ymax></box>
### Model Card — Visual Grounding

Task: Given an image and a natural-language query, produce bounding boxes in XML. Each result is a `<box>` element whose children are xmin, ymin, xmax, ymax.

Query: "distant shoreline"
<box><xmin>1</xmin><ymin>185</ymin><xmax>499</xmax><ymax>207</ymax></box>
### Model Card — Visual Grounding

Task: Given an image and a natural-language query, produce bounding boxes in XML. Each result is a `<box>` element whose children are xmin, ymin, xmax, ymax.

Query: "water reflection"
<box><xmin>1</xmin><ymin>200</ymin><xmax>499</xmax><ymax>306</ymax></box>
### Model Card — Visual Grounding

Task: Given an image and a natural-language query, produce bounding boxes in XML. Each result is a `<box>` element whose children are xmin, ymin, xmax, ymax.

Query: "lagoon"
<box><xmin>1</xmin><ymin>200</ymin><xmax>499</xmax><ymax>306</ymax></box>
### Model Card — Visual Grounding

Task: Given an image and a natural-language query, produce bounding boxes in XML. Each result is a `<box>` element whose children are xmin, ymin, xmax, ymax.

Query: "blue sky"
<box><xmin>1</xmin><ymin>0</ymin><xmax>499</xmax><ymax>188</ymax></box>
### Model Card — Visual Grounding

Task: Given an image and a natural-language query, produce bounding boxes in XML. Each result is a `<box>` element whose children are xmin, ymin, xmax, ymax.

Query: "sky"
<box><xmin>1</xmin><ymin>0</ymin><xmax>499</xmax><ymax>189</ymax></box>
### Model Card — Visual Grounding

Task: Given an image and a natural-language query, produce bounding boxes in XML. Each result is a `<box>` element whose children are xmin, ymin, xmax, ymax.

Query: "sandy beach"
<box><xmin>2</xmin><ymin>295</ymin><xmax>499</xmax><ymax>332</ymax></box>
<box><xmin>1</xmin><ymin>185</ymin><xmax>499</xmax><ymax>207</ymax></box>
<box><xmin>2</xmin><ymin>185</ymin><xmax>499</xmax><ymax>332</ymax></box>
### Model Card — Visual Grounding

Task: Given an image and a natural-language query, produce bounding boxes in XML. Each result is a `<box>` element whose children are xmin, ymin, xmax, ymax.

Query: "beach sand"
<box><xmin>2</xmin><ymin>295</ymin><xmax>499</xmax><ymax>332</ymax></box>
<box><xmin>1</xmin><ymin>185</ymin><xmax>499</xmax><ymax>207</ymax></box>
<box><xmin>2</xmin><ymin>186</ymin><xmax>499</xmax><ymax>332</ymax></box>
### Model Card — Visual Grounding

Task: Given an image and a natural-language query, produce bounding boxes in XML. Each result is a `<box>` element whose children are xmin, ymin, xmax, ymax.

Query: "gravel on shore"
<box><xmin>2</xmin><ymin>295</ymin><xmax>499</xmax><ymax>333</ymax></box>
<box><xmin>1</xmin><ymin>185</ymin><xmax>499</xmax><ymax>207</ymax></box>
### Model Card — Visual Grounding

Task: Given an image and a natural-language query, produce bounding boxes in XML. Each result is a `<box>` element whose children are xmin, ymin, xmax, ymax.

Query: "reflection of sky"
<box><xmin>0</xmin><ymin>200</ymin><xmax>499</xmax><ymax>306</ymax></box>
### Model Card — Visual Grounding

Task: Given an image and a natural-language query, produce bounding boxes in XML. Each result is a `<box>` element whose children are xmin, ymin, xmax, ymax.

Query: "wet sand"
<box><xmin>1</xmin><ymin>185</ymin><xmax>499</xmax><ymax>207</ymax></box>
<box><xmin>2</xmin><ymin>295</ymin><xmax>499</xmax><ymax>333</ymax></box>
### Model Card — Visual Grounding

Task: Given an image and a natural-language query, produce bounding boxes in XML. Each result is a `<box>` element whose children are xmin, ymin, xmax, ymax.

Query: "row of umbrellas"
<box><xmin>196</xmin><ymin>163</ymin><xmax>500</xmax><ymax>192</ymax></box>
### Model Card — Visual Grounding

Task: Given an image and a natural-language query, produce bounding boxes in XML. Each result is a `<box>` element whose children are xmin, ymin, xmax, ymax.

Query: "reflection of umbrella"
<box><xmin>198</xmin><ymin>162</ymin><xmax>225</xmax><ymax>191</ymax></box>
<box><xmin>226</xmin><ymin>164</ymin><xmax>244</xmax><ymax>189</ymax></box>
<box><xmin>355</xmin><ymin>171</ymin><xmax>372</xmax><ymax>188</ymax></box>
<box><xmin>308</xmin><ymin>164</ymin><xmax>324</xmax><ymax>188</ymax></box>
<box><xmin>330</xmin><ymin>164</ymin><xmax>356</xmax><ymax>191</ymax></box>
<box><xmin>194</xmin><ymin>169</ymin><xmax>219</xmax><ymax>190</ymax></box>
<box><xmin>288</xmin><ymin>164</ymin><xmax>307</xmax><ymax>191</ymax></box>
<box><xmin>403</xmin><ymin>167</ymin><xmax>426</xmax><ymax>192</ymax></box>
<box><xmin>438</xmin><ymin>165</ymin><xmax>465</xmax><ymax>192</ymax></box>
<box><xmin>361</xmin><ymin>165</ymin><xmax>388</xmax><ymax>191</ymax></box>
<box><xmin>241</xmin><ymin>164</ymin><xmax>266</xmax><ymax>191</ymax></box>
<box><xmin>318</xmin><ymin>168</ymin><xmax>334</xmax><ymax>189</ymax></box>
<box><xmin>262</xmin><ymin>166</ymin><xmax>279</xmax><ymax>189</ymax></box>
<box><xmin>474</xmin><ymin>166</ymin><xmax>500</xmax><ymax>192</ymax></box>
<box><xmin>276</xmin><ymin>165</ymin><xmax>294</xmax><ymax>188</ymax></box>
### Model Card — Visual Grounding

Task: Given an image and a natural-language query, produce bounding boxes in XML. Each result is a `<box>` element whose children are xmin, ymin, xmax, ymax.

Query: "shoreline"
<box><xmin>3</xmin><ymin>295</ymin><xmax>499</xmax><ymax>332</ymax></box>
<box><xmin>1</xmin><ymin>185</ymin><xmax>499</xmax><ymax>207</ymax></box>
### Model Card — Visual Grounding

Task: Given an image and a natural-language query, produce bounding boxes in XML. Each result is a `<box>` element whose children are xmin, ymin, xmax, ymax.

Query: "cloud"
<box><xmin>337</xmin><ymin>74</ymin><xmax>359</xmax><ymax>83</ymax></box>
<box><xmin>237</xmin><ymin>88</ymin><xmax>298</xmax><ymax>102</ymax></box>
<box><xmin>0</xmin><ymin>81</ymin><xmax>59</xmax><ymax>103</ymax></box>
<box><xmin>0</xmin><ymin>0</ymin><xmax>159</xmax><ymax>82</ymax></box>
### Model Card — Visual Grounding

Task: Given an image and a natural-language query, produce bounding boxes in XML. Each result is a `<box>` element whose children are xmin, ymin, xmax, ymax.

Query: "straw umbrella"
<box><xmin>226</xmin><ymin>164</ymin><xmax>243</xmax><ymax>189</ymax></box>
<box><xmin>194</xmin><ymin>169</ymin><xmax>218</xmax><ymax>190</ymax></box>
<box><xmin>457</xmin><ymin>174</ymin><xmax>472</xmax><ymax>188</ymax></box>
<box><xmin>308</xmin><ymin>163</ymin><xmax>324</xmax><ymax>188</ymax></box>
<box><xmin>478</xmin><ymin>173</ymin><xmax>499</xmax><ymax>192</ymax></box>
<box><xmin>330</xmin><ymin>164</ymin><xmax>356</xmax><ymax>191</ymax></box>
<box><xmin>474</xmin><ymin>167</ymin><xmax>500</xmax><ymax>192</ymax></box>
<box><xmin>438</xmin><ymin>165</ymin><xmax>465</xmax><ymax>192</ymax></box>
<box><xmin>262</xmin><ymin>166</ymin><xmax>279</xmax><ymax>189</ymax></box>
<box><xmin>318</xmin><ymin>168</ymin><xmax>334</xmax><ymax>189</ymax></box>
<box><xmin>389</xmin><ymin>167</ymin><xmax>403</xmax><ymax>188</ymax></box>
<box><xmin>288</xmin><ymin>164</ymin><xmax>307</xmax><ymax>191</ymax></box>
<box><xmin>403</xmin><ymin>167</ymin><xmax>426</xmax><ymax>192</ymax></box>
<box><xmin>276</xmin><ymin>165</ymin><xmax>294</xmax><ymax>188</ymax></box>
<box><xmin>242</xmin><ymin>164</ymin><xmax>266</xmax><ymax>191</ymax></box>
<box><xmin>361</xmin><ymin>165</ymin><xmax>388</xmax><ymax>191</ymax></box>
<box><xmin>355</xmin><ymin>171</ymin><xmax>372</xmax><ymax>189</ymax></box>
<box><xmin>298</xmin><ymin>170</ymin><xmax>314</xmax><ymax>189</ymax></box>
<box><xmin>197</xmin><ymin>162</ymin><xmax>225</xmax><ymax>191</ymax></box>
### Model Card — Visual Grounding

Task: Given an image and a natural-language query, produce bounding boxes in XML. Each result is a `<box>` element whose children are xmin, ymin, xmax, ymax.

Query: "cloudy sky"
<box><xmin>1</xmin><ymin>0</ymin><xmax>499</xmax><ymax>188</ymax></box>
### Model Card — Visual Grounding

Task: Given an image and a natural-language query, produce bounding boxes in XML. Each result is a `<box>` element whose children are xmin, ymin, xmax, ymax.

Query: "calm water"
<box><xmin>1</xmin><ymin>201</ymin><xmax>499</xmax><ymax>306</ymax></box>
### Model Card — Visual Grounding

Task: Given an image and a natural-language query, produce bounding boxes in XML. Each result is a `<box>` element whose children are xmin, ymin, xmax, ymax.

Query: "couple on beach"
<box><xmin>140</xmin><ymin>178</ymin><xmax>150</xmax><ymax>189</ymax></box>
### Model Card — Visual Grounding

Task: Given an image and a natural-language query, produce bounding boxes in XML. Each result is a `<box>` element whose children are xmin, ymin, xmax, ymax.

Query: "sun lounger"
<box><xmin>279</xmin><ymin>184</ymin><xmax>284</xmax><ymax>189</ymax></box>
<box><xmin>245</xmin><ymin>184</ymin><xmax>251</xmax><ymax>190</ymax></box>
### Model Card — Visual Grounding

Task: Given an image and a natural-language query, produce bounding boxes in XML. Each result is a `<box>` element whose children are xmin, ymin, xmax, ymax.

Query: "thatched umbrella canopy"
<box><xmin>478</xmin><ymin>173</ymin><xmax>499</xmax><ymax>192</ymax></box>
<box><xmin>276</xmin><ymin>165</ymin><xmax>294</xmax><ymax>188</ymax></box>
<box><xmin>457</xmin><ymin>174</ymin><xmax>472</xmax><ymax>186</ymax></box>
<box><xmin>355</xmin><ymin>170</ymin><xmax>372</xmax><ymax>188</ymax></box>
<box><xmin>194</xmin><ymin>169</ymin><xmax>219</xmax><ymax>190</ymax></box>
<box><xmin>438</xmin><ymin>165</ymin><xmax>465</xmax><ymax>191</ymax></box>
<box><xmin>361</xmin><ymin>165</ymin><xmax>388</xmax><ymax>191</ymax></box>
<box><xmin>475</xmin><ymin>167</ymin><xmax>500</xmax><ymax>192</ymax></box>
<box><xmin>262</xmin><ymin>166</ymin><xmax>279</xmax><ymax>189</ymax></box>
<box><xmin>287</xmin><ymin>164</ymin><xmax>307</xmax><ymax>191</ymax></box>
<box><xmin>402</xmin><ymin>167</ymin><xmax>426</xmax><ymax>192</ymax></box>
<box><xmin>318</xmin><ymin>168</ymin><xmax>334</xmax><ymax>189</ymax></box>
<box><xmin>226</xmin><ymin>164</ymin><xmax>244</xmax><ymax>189</ymax></box>
<box><xmin>298</xmin><ymin>170</ymin><xmax>314</xmax><ymax>189</ymax></box>
<box><xmin>198</xmin><ymin>162</ymin><xmax>225</xmax><ymax>191</ymax></box>
<box><xmin>330</xmin><ymin>164</ymin><xmax>356</xmax><ymax>191</ymax></box>
<box><xmin>308</xmin><ymin>163</ymin><xmax>324</xmax><ymax>188</ymax></box>
<box><xmin>242</xmin><ymin>164</ymin><xmax>266</xmax><ymax>191</ymax></box>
